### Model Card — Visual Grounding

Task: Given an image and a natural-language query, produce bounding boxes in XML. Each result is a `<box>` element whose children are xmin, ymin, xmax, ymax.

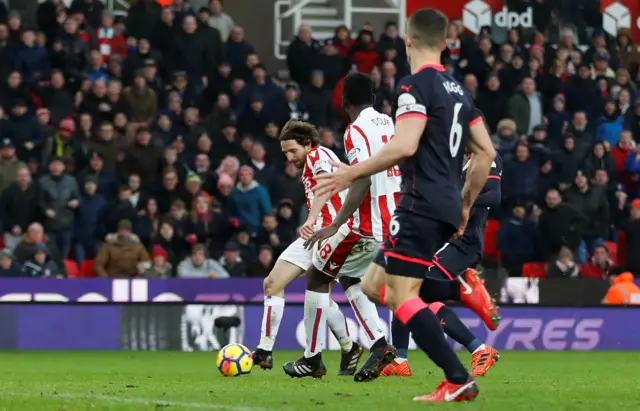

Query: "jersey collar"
<box><xmin>416</xmin><ymin>64</ymin><xmax>445</xmax><ymax>73</ymax></box>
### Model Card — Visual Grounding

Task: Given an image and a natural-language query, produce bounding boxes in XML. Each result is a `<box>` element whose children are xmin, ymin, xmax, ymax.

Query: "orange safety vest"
<box><xmin>602</xmin><ymin>272</ymin><xmax>640</xmax><ymax>305</ymax></box>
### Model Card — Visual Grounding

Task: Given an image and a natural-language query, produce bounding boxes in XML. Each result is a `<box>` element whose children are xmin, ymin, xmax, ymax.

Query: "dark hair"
<box><xmin>407</xmin><ymin>8</ymin><xmax>448</xmax><ymax>49</ymax></box>
<box><xmin>279</xmin><ymin>120</ymin><xmax>319</xmax><ymax>147</ymax></box>
<box><xmin>343</xmin><ymin>73</ymin><xmax>374</xmax><ymax>107</ymax></box>
<box><xmin>119</xmin><ymin>185</ymin><xmax>131</xmax><ymax>193</ymax></box>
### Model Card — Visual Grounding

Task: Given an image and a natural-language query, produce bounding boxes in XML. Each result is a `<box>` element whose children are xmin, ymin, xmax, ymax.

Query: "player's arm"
<box><xmin>348</xmin><ymin>89</ymin><xmax>425</xmax><ymax>180</ymax></box>
<box><xmin>331</xmin><ymin>177</ymin><xmax>371</xmax><ymax>228</ymax></box>
<box><xmin>462</xmin><ymin>116</ymin><xmax>496</xmax><ymax>211</ymax></box>
<box><xmin>471</xmin><ymin>162</ymin><xmax>501</xmax><ymax>208</ymax></box>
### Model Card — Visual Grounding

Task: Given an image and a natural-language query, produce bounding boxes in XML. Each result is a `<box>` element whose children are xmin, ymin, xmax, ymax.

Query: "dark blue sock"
<box><xmin>466</xmin><ymin>338</ymin><xmax>484</xmax><ymax>353</ymax></box>
<box><xmin>401</xmin><ymin>303</ymin><xmax>468</xmax><ymax>384</ymax></box>
<box><xmin>436</xmin><ymin>306</ymin><xmax>479</xmax><ymax>353</ymax></box>
<box><xmin>391</xmin><ymin>315</ymin><xmax>410</xmax><ymax>358</ymax></box>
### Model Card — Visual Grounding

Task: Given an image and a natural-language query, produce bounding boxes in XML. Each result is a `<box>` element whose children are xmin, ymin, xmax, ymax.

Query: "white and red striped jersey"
<box><xmin>344</xmin><ymin>107</ymin><xmax>401</xmax><ymax>242</ymax></box>
<box><xmin>302</xmin><ymin>146</ymin><xmax>348</xmax><ymax>230</ymax></box>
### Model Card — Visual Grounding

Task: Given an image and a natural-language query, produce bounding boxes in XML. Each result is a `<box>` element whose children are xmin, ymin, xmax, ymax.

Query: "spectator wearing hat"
<box><xmin>287</xmin><ymin>25</ymin><xmax>321</xmax><ymax>88</ymax></box>
<box><xmin>142</xmin><ymin>245</ymin><xmax>172</xmax><ymax>278</ymax></box>
<box><xmin>231</xmin><ymin>165</ymin><xmax>270</xmax><ymax>235</ymax></box>
<box><xmin>20</xmin><ymin>242</ymin><xmax>61</xmax><ymax>277</ymax></box>
<box><xmin>618</xmin><ymin>199</ymin><xmax>640</xmax><ymax>274</ymax></box>
<box><xmin>349</xmin><ymin>25</ymin><xmax>379</xmax><ymax>75</ymax></box>
<box><xmin>38</xmin><ymin>156</ymin><xmax>80</xmax><ymax>259</ymax></box>
<box><xmin>317</xmin><ymin>39</ymin><xmax>348</xmax><ymax>91</ymax></box>
<box><xmin>14</xmin><ymin>29</ymin><xmax>50</xmax><ymax>85</ymax></box>
<box><xmin>125</xmin><ymin>126</ymin><xmax>163</xmax><ymax>190</ymax></box>
<box><xmin>0</xmin><ymin>166</ymin><xmax>40</xmax><ymax>250</ymax></box>
<box><xmin>185</xmin><ymin>171</ymin><xmax>207</xmax><ymax>203</ymax></box>
<box><xmin>0</xmin><ymin>138</ymin><xmax>26</xmax><ymax>193</ymax></box>
<box><xmin>42</xmin><ymin>116</ymin><xmax>75</xmax><ymax>166</ymax></box>
<box><xmin>300</xmin><ymin>70</ymin><xmax>335</xmax><ymax>129</ymax></box>
<box><xmin>247</xmin><ymin>245</ymin><xmax>274</xmax><ymax>277</ymax></box>
<box><xmin>596</xmin><ymin>99</ymin><xmax>625</xmax><ymax>148</ymax></box>
<box><xmin>580</xmin><ymin>244</ymin><xmax>613</xmax><ymax>279</ymax></box>
<box><xmin>123</xmin><ymin>70</ymin><xmax>157</xmax><ymax>124</ymax></box>
<box><xmin>508</xmin><ymin>76</ymin><xmax>543</xmax><ymax>136</ymax></box>
<box><xmin>220</xmin><ymin>241</ymin><xmax>246</xmax><ymax>277</ymax></box>
<box><xmin>74</xmin><ymin>173</ymin><xmax>106</xmax><ymax>263</ymax></box>
<box><xmin>94</xmin><ymin>219</ymin><xmax>150</xmax><ymax>278</ymax></box>
<box><xmin>0</xmin><ymin>248</ymin><xmax>22</xmax><ymax>277</ymax></box>
<box><xmin>7</xmin><ymin>98</ymin><xmax>44</xmax><ymax>161</ymax></box>
<box><xmin>177</xmin><ymin>243</ymin><xmax>229</xmax><ymax>278</ymax></box>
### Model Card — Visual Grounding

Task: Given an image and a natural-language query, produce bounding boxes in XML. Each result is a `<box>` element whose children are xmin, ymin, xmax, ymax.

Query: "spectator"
<box><xmin>553</xmin><ymin>135</ymin><xmax>582</xmax><ymax>191</ymax></box>
<box><xmin>171</xmin><ymin>14</ymin><xmax>212</xmax><ymax>89</ymax></box>
<box><xmin>155</xmin><ymin>167</ymin><xmax>189</xmax><ymax>214</ymax></box>
<box><xmin>584</xmin><ymin>142</ymin><xmax>616</xmax><ymax>183</ymax></box>
<box><xmin>503</xmin><ymin>143</ymin><xmax>539</xmax><ymax>206</ymax></box>
<box><xmin>596</xmin><ymin>99</ymin><xmax>625</xmax><ymax>147</ymax></box>
<box><xmin>12</xmin><ymin>222</ymin><xmax>64</xmax><ymax>272</ymax></box>
<box><xmin>8</xmin><ymin>99</ymin><xmax>44</xmax><ymax>161</ymax></box>
<box><xmin>53</xmin><ymin>18</ymin><xmax>90</xmax><ymax>83</ymax></box>
<box><xmin>225</xmin><ymin>26</ymin><xmax>254</xmax><ymax>74</ymax></box>
<box><xmin>231</xmin><ymin>165</ymin><xmax>270</xmax><ymax>234</ymax></box>
<box><xmin>96</xmin><ymin>11</ymin><xmax>127</xmax><ymax>65</ymax></box>
<box><xmin>134</xmin><ymin>197</ymin><xmax>161</xmax><ymax>248</ymax></box>
<box><xmin>125</xmin><ymin>126</ymin><xmax>163</xmax><ymax>190</ymax></box>
<box><xmin>39</xmin><ymin>156</ymin><xmax>80</xmax><ymax>259</ymax></box>
<box><xmin>546</xmin><ymin>245</ymin><xmax>579</xmax><ymax>278</ymax></box>
<box><xmin>152</xmin><ymin>219</ymin><xmax>183</xmax><ymax>273</ymax></box>
<box><xmin>565</xmin><ymin>63</ymin><xmax>601</xmax><ymax>121</ymax></box>
<box><xmin>566</xmin><ymin>111</ymin><xmax>593</xmax><ymax>160</ymax></box>
<box><xmin>301</xmin><ymin>70</ymin><xmax>335</xmax><ymax>128</ymax></box>
<box><xmin>123</xmin><ymin>71</ymin><xmax>157</xmax><ymax>123</ymax></box>
<box><xmin>14</xmin><ymin>29</ymin><xmax>50</xmax><ymax>84</ymax></box>
<box><xmin>476</xmin><ymin>73</ymin><xmax>507</xmax><ymax>133</ymax></box>
<box><xmin>186</xmin><ymin>194</ymin><xmax>233</xmax><ymax>258</ymax></box>
<box><xmin>619</xmin><ymin>199</ymin><xmax>640</xmax><ymax>274</ymax></box>
<box><xmin>545</xmin><ymin>94</ymin><xmax>570</xmax><ymax>148</ymax></box>
<box><xmin>247</xmin><ymin>245</ymin><xmax>273</xmax><ymax>277</ymax></box>
<box><xmin>497</xmin><ymin>204</ymin><xmax>539</xmax><ymax>277</ymax></box>
<box><xmin>0</xmin><ymin>166</ymin><xmax>40</xmax><ymax>250</ymax></box>
<box><xmin>287</xmin><ymin>25</ymin><xmax>320</xmax><ymax>88</ymax></box>
<box><xmin>141</xmin><ymin>245</ymin><xmax>172</xmax><ymax>278</ymax></box>
<box><xmin>207</xmin><ymin>0</ymin><xmax>234</xmax><ymax>43</ymax></box>
<box><xmin>317</xmin><ymin>40</ymin><xmax>348</xmax><ymax>91</ymax></box>
<box><xmin>0</xmin><ymin>248</ymin><xmax>22</xmax><ymax>277</ymax></box>
<box><xmin>580</xmin><ymin>244</ymin><xmax>613</xmax><ymax>279</ymax></box>
<box><xmin>93</xmin><ymin>219</ymin><xmax>150</xmax><ymax>278</ymax></box>
<box><xmin>177</xmin><ymin>243</ymin><xmax>229</xmax><ymax>278</ymax></box>
<box><xmin>74</xmin><ymin>174</ymin><xmax>106</xmax><ymax>263</ymax></box>
<box><xmin>247</xmin><ymin>141</ymin><xmax>276</xmax><ymax>192</ymax></box>
<box><xmin>219</xmin><ymin>241</ymin><xmax>246</xmax><ymax>277</ymax></box>
<box><xmin>0</xmin><ymin>138</ymin><xmax>26</xmax><ymax>193</ymax></box>
<box><xmin>349</xmin><ymin>26</ymin><xmax>379</xmax><ymax>75</ymax></box>
<box><xmin>508</xmin><ymin>76</ymin><xmax>543</xmax><ymax>136</ymax></box>
<box><xmin>20</xmin><ymin>242</ymin><xmax>61</xmax><ymax>277</ymax></box>
<box><xmin>125</xmin><ymin>0</ymin><xmax>161</xmax><ymax>40</ymax></box>
<box><xmin>625</xmin><ymin>99</ymin><xmax>640</xmax><ymax>138</ymax></box>
<box><xmin>538</xmin><ymin>188</ymin><xmax>585</xmax><ymax>259</ymax></box>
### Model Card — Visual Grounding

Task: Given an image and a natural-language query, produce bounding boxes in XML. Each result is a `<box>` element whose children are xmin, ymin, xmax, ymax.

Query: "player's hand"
<box><xmin>314</xmin><ymin>161</ymin><xmax>354</xmax><ymax>198</ymax></box>
<box><xmin>455</xmin><ymin>207</ymin><xmax>471</xmax><ymax>238</ymax></box>
<box><xmin>303</xmin><ymin>224</ymin><xmax>338</xmax><ymax>250</ymax></box>
<box><xmin>299</xmin><ymin>220</ymin><xmax>315</xmax><ymax>240</ymax></box>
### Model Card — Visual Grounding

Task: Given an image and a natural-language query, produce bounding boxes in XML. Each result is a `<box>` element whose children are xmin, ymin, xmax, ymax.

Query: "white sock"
<box><xmin>472</xmin><ymin>344</ymin><xmax>486</xmax><ymax>355</ymax></box>
<box><xmin>345</xmin><ymin>283</ymin><xmax>384</xmax><ymax>345</ymax></box>
<box><xmin>304</xmin><ymin>290</ymin><xmax>330</xmax><ymax>358</ymax></box>
<box><xmin>395</xmin><ymin>358</ymin><xmax>407</xmax><ymax>363</ymax></box>
<box><xmin>257</xmin><ymin>295</ymin><xmax>285</xmax><ymax>351</ymax></box>
<box><xmin>327</xmin><ymin>300</ymin><xmax>353</xmax><ymax>352</ymax></box>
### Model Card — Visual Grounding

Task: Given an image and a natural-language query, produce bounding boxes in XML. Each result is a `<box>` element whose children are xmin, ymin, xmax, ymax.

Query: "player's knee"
<box><xmin>263</xmin><ymin>274</ymin><xmax>283</xmax><ymax>297</ymax></box>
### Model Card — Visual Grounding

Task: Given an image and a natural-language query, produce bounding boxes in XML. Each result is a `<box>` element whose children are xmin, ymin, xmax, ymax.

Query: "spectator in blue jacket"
<box><xmin>21</xmin><ymin>242</ymin><xmax>60</xmax><ymax>277</ymax></box>
<box><xmin>74</xmin><ymin>174</ymin><xmax>106</xmax><ymax>263</ymax></box>
<box><xmin>498</xmin><ymin>204</ymin><xmax>539</xmax><ymax>276</ymax></box>
<box><xmin>13</xmin><ymin>30</ymin><xmax>50</xmax><ymax>84</ymax></box>
<box><xmin>8</xmin><ymin>99</ymin><xmax>44</xmax><ymax>161</ymax></box>
<box><xmin>503</xmin><ymin>143</ymin><xmax>540</xmax><ymax>207</ymax></box>
<box><xmin>595</xmin><ymin>99</ymin><xmax>624</xmax><ymax>147</ymax></box>
<box><xmin>231</xmin><ymin>165</ymin><xmax>271</xmax><ymax>235</ymax></box>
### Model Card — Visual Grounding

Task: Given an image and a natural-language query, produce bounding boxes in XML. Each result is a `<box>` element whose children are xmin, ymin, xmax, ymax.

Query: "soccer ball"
<box><xmin>216</xmin><ymin>343</ymin><xmax>253</xmax><ymax>376</ymax></box>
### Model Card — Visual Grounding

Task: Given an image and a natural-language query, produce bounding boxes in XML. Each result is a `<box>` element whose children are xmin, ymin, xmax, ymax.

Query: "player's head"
<box><xmin>405</xmin><ymin>8</ymin><xmax>448</xmax><ymax>61</ymax></box>
<box><xmin>279</xmin><ymin>119</ymin><xmax>319</xmax><ymax>168</ymax></box>
<box><xmin>342</xmin><ymin>73</ymin><xmax>374</xmax><ymax>111</ymax></box>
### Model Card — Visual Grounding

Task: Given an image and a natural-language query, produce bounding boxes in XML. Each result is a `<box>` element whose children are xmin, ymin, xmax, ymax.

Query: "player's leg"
<box><xmin>360</xmin><ymin>250</ymin><xmax>387</xmax><ymax>304</ymax></box>
<box><xmin>383</xmin><ymin>212</ymin><xmax>478</xmax><ymax>401</ymax></box>
<box><xmin>380</xmin><ymin>315</ymin><xmax>413</xmax><ymax>377</ymax></box>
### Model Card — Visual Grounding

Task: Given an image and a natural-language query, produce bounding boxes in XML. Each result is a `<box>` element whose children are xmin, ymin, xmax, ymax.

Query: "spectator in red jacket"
<box><xmin>610</xmin><ymin>129</ymin><xmax>636</xmax><ymax>192</ymax></box>
<box><xmin>348</xmin><ymin>26</ymin><xmax>379</xmax><ymax>75</ymax></box>
<box><xmin>332</xmin><ymin>25</ymin><xmax>354</xmax><ymax>57</ymax></box>
<box><xmin>96</xmin><ymin>11</ymin><xmax>126</xmax><ymax>65</ymax></box>
<box><xmin>580</xmin><ymin>244</ymin><xmax>613</xmax><ymax>279</ymax></box>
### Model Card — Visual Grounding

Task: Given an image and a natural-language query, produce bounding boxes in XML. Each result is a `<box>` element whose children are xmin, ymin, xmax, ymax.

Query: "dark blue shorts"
<box><xmin>429</xmin><ymin>241</ymin><xmax>480</xmax><ymax>280</ymax></box>
<box><xmin>383</xmin><ymin>209</ymin><xmax>456</xmax><ymax>279</ymax></box>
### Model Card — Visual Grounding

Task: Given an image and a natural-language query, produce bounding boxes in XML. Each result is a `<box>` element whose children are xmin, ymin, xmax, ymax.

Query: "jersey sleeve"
<box><xmin>309</xmin><ymin>148</ymin><xmax>333</xmax><ymax>175</ymax></box>
<box><xmin>470</xmin><ymin>107</ymin><xmax>485</xmax><ymax>128</ymax></box>
<box><xmin>344</xmin><ymin>125</ymin><xmax>373</xmax><ymax>165</ymax></box>
<box><xmin>395</xmin><ymin>77</ymin><xmax>428</xmax><ymax>122</ymax></box>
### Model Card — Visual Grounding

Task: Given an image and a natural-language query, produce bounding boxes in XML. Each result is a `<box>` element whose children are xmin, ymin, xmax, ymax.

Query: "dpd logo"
<box><xmin>463</xmin><ymin>0</ymin><xmax>533</xmax><ymax>35</ymax></box>
<box><xmin>602</xmin><ymin>3</ymin><xmax>639</xmax><ymax>37</ymax></box>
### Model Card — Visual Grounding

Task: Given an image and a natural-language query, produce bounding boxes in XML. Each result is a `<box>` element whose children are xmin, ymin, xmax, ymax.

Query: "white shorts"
<box><xmin>312</xmin><ymin>224</ymin><xmax>378</xmax><ymax>278</ymax></box>
<box><xmin>277</xmin><ymin>238</ymin><xmax>315</xmax><ymax>271</ymax></box>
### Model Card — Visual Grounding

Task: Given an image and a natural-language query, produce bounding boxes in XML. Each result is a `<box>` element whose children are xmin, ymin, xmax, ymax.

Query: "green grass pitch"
<box><xmin>0</xmin><ymin>350</ymin><xmax>636</xmax><ymax>411</ymax></box>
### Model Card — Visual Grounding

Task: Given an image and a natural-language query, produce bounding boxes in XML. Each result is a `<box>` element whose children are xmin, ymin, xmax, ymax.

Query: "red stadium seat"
<box><xmin>483</xmin><ymin>220</ymin><xmax>501</xmax><ymax>260</ymax></box>
<box><xmin>64</xmin><ymin>260</ymin><xmax>81</xmax><ymax>278</ymax></box>
<box><xmin>80</xmin><ymin>260</ymin><xmax>95</xmax><ymax>277</ymax></box>
<box><xmin>522</xmin><ymin>262</ymin><xmax>546</xmax><ymax>278</ymax></box>
<box><xmin>616</xmin><ymin>231</ymin><xmax>627</xmax><ymax>267</ymax></box>
<box><xmin>604</xmin><ymin>241</ymin><xmax>618</xmax><ymax>265</ymax></box>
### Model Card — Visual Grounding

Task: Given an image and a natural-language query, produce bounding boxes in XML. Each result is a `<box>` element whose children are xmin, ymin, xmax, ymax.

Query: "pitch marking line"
<box><xmin>3</xmin><ymin>392</ymin><xmax>268</xmax><ymax>411</ymax></box>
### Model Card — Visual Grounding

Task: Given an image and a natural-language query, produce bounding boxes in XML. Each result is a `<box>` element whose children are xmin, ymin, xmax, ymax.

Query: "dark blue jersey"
<box><xmin>450</xmin><ymin>152</ymin><xmax>503</xmax><ymax>256</ymax></box>
<box><xmin>395</xmin><ymin>64</ymin><xmax>483</xmax><ymax>228</ymax></box>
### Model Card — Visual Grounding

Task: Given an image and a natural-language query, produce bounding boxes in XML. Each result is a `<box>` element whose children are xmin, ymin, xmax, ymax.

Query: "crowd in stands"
<box><xmin>0</xmin><ymin>0</ymin><xmax>638</xmax><ymax>280</ymax></box>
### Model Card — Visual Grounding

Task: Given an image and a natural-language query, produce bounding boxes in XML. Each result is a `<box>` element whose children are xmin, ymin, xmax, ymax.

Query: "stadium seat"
<box><xmin>80</xmin><ymin>260</ymin><xmax>95</xmax><ymax>277</ymax></box>
<box><xmin>483</xmin><ymin>220</ymin><xmax>501</xmax><ymax>260</ymax></box>
<box><xmin>522</xmin><ymin>262</ymin><xmax>546</xmax><ymax>278</ymax></box>
<box><xmin>616</xmin><ymin>231</ymin><xmax>627</xmax><ymax>267</ymax></box>
<box><xmin>64</xmin><ymin>260</ymin><xmax>81</xmax><ymax>278</ymax></box>
<box><xmin>604</xmin><ymin>241</ymin><xmax>618</xmax><ymax>265</ymax></box>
